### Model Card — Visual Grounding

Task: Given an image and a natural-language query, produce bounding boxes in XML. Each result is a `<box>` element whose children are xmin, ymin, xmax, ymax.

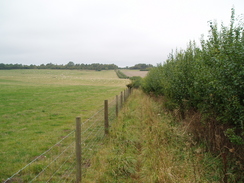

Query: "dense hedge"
<box><xmin>115</xmin><ymin>70</ymin><xmax>129</xmax><ymax>79</ymax></box>
<box><xmin>142</xmin><ymin>9</ymin><xmax>244</xmax><ymax>144</ymax></box>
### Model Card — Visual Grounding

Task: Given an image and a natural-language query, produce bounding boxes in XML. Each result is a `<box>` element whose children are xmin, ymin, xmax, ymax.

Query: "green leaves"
<box><xmin>225</xmin><ymin>128</ymin><xmax>244</xmax><ymax>145</ymax></box>
<box><xmin>142</xmin><ymin>8</ymin><xmax>244</xmax><ymax>131</ymax></box>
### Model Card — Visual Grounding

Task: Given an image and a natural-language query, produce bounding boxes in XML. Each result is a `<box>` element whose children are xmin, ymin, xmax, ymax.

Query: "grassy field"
<box><xmin>0</xmin><ymin>69</ymin><xmax>129</xmax><ymax>180</ymax></box>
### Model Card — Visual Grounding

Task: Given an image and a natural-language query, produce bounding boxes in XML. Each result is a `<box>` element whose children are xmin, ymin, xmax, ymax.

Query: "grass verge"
<box><xmin>83</xmin><ymin>90</ymin><xmax>222</xmax><ymax>182</ymax></box>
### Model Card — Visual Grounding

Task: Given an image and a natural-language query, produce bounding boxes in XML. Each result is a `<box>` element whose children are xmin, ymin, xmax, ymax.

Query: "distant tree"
<box><xmin>29</xmin><ymin>64</ymin><xmax>37</xmax><ymax>69</ymax></box>
<box><xmin>65</xmin><ymin>61</ymin><xmax>75</xmax><ymax>69</ymax></box>
<box><xmin>45</xmin><ymin>63</ymin><xmax>55</xmax><ymax>69</ymax></box>
<box><xmin>38</xmin><ymin>64</ymin><xmax>46</xmax><ymax>69</ymax></box>
<box><xmin>130</xmin><ymin>63</ymin><xmax>154</xmax><ymax>70</ymax></box>
<box><xmin>0</xmin><ymin>62</ymin><xmax>119</xmax><ymax>70</ymax></box>
<box><xmin>66</xmin><ymin>61</ymin><xmax>75</xmax><ymax>66</ymax></box>
<box><xmin>0</xmin><ymin>63</ymin><xmax>6</xmax><ymax>69</ymax></box>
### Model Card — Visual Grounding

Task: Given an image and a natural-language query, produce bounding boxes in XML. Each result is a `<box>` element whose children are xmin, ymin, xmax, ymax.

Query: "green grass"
<box><xmin>83</xmin><ymin>90</ymin><xmax>223</xmax><ymax>182</ymax></box>
<box><xmin>0</xmin><ymin>69</ymin><xmax>129</xmax><ymax>180</ymax></box>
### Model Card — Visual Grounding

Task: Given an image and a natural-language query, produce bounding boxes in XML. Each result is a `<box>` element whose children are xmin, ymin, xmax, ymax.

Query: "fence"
<box><xmin>3</xmin><ymin>88</ymin><xmax>132</xmax><ymax>183</ymax></box>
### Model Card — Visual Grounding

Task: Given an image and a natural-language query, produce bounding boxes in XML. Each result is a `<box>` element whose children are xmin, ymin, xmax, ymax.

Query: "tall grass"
<box><xmin>82</xmin><ymin>90</ymin><xmax>222</xmax><ymax>182</ymax></box>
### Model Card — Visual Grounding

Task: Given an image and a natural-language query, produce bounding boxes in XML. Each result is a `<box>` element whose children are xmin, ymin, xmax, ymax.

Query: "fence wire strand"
<box><xmin>4</xmin><ymin>130</ymin><xmax>75</xmax><ymax>183</ymax></box>
<box><xmin>4</xmin><ymin>88</ymin><xmax>131</xmax><ymax>183</ymax></box>
<box><xmin>30</xmin><ymin>142</ymin><xmax>75</xmax><ymax>182</ymax></box>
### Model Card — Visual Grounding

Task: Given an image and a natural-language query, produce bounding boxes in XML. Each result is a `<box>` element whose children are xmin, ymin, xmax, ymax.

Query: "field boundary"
<box><xmin>3</xmin><ymin>88</ymin><xmax>132</xmax><ymax>183</ymax></box>
<box><xmin>115</xmin><ymin>69</ymin><xmax>148</xmax><ymax>79</ymax></box>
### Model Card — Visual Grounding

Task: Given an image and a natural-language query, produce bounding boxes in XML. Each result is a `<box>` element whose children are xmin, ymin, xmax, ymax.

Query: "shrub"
<box><xmin>143</xmin><ymin>8</ymin><xmax>244</xmax><ymax>125</ymax></box>
<box><xmin>142</xmin><ymin>8</ymin><xmax>244</xmax><ymax>142</ymax></box>
<box><xmin>128</xmin><ymin>76</ymin><xmax>142</xmax><ymax>89</ymax></box>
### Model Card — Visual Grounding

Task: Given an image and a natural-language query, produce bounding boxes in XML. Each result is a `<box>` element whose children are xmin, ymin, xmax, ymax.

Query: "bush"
<box><xmin>142</xmin><ymin>65</ymin><xmax>165</xmax><ymax>95</ymax></box>
<box><xmin>128</xmin><ymin>76</ymin><xmax>142</xmax><ymax>89</ymax></box>
<box><xmin>142</xmin><ymin>8</ymin><xmax>244</xmax><ymax>140</ymax></box>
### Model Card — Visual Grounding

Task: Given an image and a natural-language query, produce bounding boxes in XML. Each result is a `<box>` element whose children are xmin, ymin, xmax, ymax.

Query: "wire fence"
<box><xmin>3</xmin><ymin>88</ymin><xmax>132</xmax><ymax>183</ymax></box>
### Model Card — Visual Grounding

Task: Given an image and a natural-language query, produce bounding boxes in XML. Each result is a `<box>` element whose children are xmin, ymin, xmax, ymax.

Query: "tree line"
<box><xmin>0</xmin><ymin>62</ymin><xmax>154</xmax><ymax>71</ymax></box>
<box><xmin>0</xmin><ymin>62</ymin><xmax>119</xmax><ymax>70</ymax></box>
<box><xmin>126</xmin><ymin>63</ymin><xmax>154</xmax><ymax>71</ymax></box>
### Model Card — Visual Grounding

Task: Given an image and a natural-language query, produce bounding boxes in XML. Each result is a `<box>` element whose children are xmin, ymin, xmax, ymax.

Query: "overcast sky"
<box><xmin>0</xmin><ymin>0</ymin><xmax>243</xmax><ymax>67</ymax></box>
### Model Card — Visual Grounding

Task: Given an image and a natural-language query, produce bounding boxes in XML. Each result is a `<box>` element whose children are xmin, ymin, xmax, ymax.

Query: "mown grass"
<box><xmin>0</xmin><ymin>69</ymin><xmax>129</xmax><ymax>180</ymax></box>
<box><xmin>83</xmin><ymin>90</ymin><xmax>222</xmax><ymax>182</ymax></box>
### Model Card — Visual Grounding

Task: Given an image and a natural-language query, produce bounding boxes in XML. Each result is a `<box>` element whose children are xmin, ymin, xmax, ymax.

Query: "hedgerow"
<box><xmin>142</xmin><ymin>9</ymin><xmax>244</xmax><ymax>180</ymax></box>
<box><xmin>143</xmin><ymin>8</ymin><xmax>244</xmax><ymax>132</ymax></box>
<box><xmin>115</xmin><ymin>69</ymin><xmax>129</xmax><ymax>79</ymax></box>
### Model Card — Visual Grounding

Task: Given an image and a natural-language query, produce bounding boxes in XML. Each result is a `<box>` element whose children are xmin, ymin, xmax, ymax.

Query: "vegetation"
<box><xmin>142</xmin><ymin>8</ymin><xmax>244</xmax><ymax>182</ymax></box>
<box><xmin>115</xmin><ymin>69</ymin><xmax>144</xmax><ymax>89</ymax></box>
<box><xmin>115</xmin><ymin>69</ymin><xmax>129</xmax><ymax>79</ymax></box>
<box><xmin>0</xmin><ymin>69</ymin><xmax>129</xmax><ymax>180</ymax></box>
<box><xmin>83</xmin><ymin>90</ymin><xmax>223</xmax><ymax>182</ymax></box>
<box><xmin>0</xmin><ymin>62</ymin><xmax>154</xmax><ymax>71</ymax></box>
<box><xmin>1</xmin><ymin>8</ymin><xmax>243</xmax><ymax>182</ymax></box>
<box><xmin>126</xmin><ymin>76</ymin><xmax>143</xmax><ymax>89</ymax></box>
<box><xmin>0</xmin><ymin>62</ymin><xmax>118</xmax><ymax>70</ymax></box>
<box><xmin>128</xmin><ymin>63</ymin><xmax>154</xmax><ymax>71</ymax></box>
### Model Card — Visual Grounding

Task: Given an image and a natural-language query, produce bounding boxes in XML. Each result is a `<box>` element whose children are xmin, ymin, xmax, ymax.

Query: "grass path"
<box><xmin>83</xmin><ymin>90</ymin><xmax>222</xmax><ymax>182</ymax></box>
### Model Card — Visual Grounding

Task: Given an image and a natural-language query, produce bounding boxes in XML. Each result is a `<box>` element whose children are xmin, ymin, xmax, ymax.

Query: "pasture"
<box><xmin>0</xmin><ymin>69</ymin><xmax>129</xmax><ymax>180</ymax></box>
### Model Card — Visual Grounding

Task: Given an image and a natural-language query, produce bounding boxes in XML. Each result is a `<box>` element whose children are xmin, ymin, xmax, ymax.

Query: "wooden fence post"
<box><xmin>75</xmin><ymin>117</ymin><xmax>81</xmax><ymax>183</ymax></box>
<box><xmin>124</xmin><ymin>90</ymin><xmax>126</xmax><ymax>102</ymax></box>
<box><xmin>104</xmin><ymin>100</ymin><xmax>109</xmax><ymax>135</ymax></box>
<box><xmin>120</xmin><ymin>91</ymin><xmax>123</xmax><ymax>109</ymax></box>
<box><xmin>126</xmin><ymin>89</ymin><xmax>128</xmax><ymax>100</ymax></box>
<box><xmin>116</xmin><ymin>95</ymin><xmax>119</xmax><ymax>118</ymax></box>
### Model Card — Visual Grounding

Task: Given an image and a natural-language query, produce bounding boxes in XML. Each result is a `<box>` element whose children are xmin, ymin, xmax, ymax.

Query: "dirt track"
<box><xmin>121</xmin><ymin>70</ymin><xmax>148</xmax><ymax>78</ymax></box>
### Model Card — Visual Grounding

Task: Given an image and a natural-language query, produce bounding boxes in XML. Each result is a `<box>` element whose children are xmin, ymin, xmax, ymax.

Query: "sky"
<box><xmin>0</xmin><ymin>0</ymin><xmax>243</xmax><ymax>67</ymax></box>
